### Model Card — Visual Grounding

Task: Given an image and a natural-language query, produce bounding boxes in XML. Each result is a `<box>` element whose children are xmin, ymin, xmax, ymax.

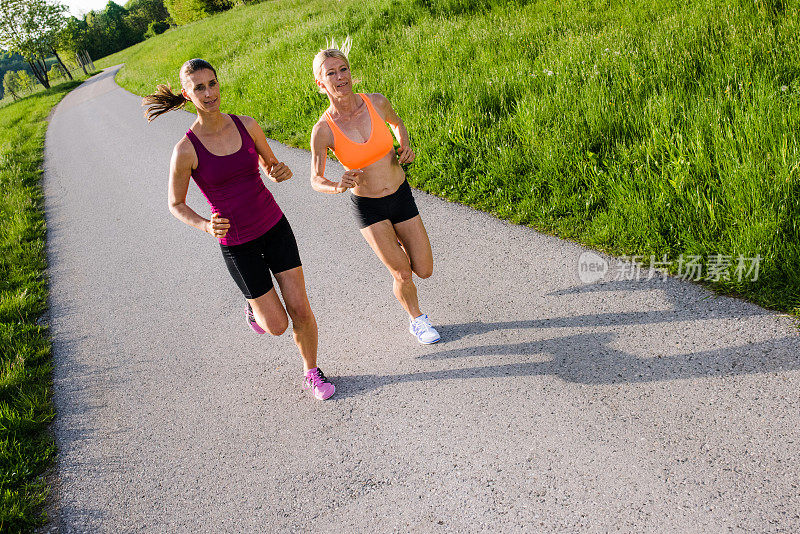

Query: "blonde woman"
<box><xmin>309</xmin><ymin>42</ymin><xmax>440</xmax><ymax>344</ymax></box>
<box><xmin>144</xmin><ymin>58</ymin><xmax>335</xmax><ymax>399</ymax></box>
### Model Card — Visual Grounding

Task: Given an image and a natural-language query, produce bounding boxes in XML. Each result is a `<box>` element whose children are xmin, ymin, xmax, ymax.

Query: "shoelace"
<box><xmin>411</xmin><ymin>316</ymin><xmax>431</xmax><ymax>334</ymax></box>
<box><xmin>306</xmin><ymin>368</ymin><xmax>328</xmax><ymax>387</ymax></box>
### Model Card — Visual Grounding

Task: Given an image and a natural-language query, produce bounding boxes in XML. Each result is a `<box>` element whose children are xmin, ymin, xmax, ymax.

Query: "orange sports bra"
<box><xmin>324</xmin><ymin>93</ymin><xmax>394</xmax><ymax>170</ymax></box>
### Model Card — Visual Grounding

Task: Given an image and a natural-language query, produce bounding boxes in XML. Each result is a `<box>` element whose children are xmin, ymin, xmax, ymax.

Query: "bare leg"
<box><xmin>360</xmin><ymin>220</ymin><xmax>422</xmax><ymax>318</ymax></box>
<box><xmin>248</xmin><ymin>288</ymin><xmax>289</xmax><ymax>336</ymax></box>
<box><xmin>393</xmin><ymin>215</ymin><xmax>433</xmax><ymax>279</ymax></box>
<box><xmin>273</xmin><ymin>266</ymin><xmax>318</xmax><ymax>372</ymax></box>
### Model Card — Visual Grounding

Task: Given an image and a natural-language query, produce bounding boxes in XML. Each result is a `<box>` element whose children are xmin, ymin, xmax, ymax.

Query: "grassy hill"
<box><xmin>98</xmin><ymin>0</ymin><xmax>800</xmax><ymax>313</ymax></box>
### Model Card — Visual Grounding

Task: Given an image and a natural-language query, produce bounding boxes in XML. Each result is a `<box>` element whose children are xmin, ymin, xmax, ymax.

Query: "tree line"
<box><xmin>1</xmin><ymin>0</ymin><xmax>256</xmax><ymax>101</ymax></box>
<box><xmin>61</xmin><ymin>0</ymin><xmax>171</xmax><ymax>62</ymax></box>
<box><xmin>0</xmin><ymin>0</ymin><xmax>171</xmax><ymax>100</ymax></box>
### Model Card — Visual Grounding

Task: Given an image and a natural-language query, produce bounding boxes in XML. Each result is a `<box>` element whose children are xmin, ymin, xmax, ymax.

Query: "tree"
<box><xmin>165</xmin><ymin>0</ymin><xmax>231</xmax><ymax>26</ymax></box>
<box><xmin>0</xmin><ymin>0</ymin><xmax>47</xmax><ymax>88</ymax></box>
<box><xmin>96</xmin><ymin>2</ymin><xmax>135</xmax><ymax>55</ymax></box>
<box><xmin>32</xmin><ymin>0</ymin><xmax>72</xmax><ymax>80</ymax></box>
<box><xmin>0</xmin><ymin>0</ymin><xmax>69</xmax><ymax>88</ymax></box>
<box><xmin>0</xmin><ymin>48</ymin><xmax>31</xmax><ymax>97</ymax></box>
<box><xmin>2</xmin><ymin>68</ymin><xmax>20</xmax><ymax>100</ymax></box>
<box><xmin>80</xmin><ymin>2</ymin><xmax>135</xmax><ymax>58</ymax></box>
<box><xmin>124</xmin><ymin>0</ymin><xmax>169</xmax><ymax>40</ymax></box>
<box><xmin>58</xmin><ymin>17</ymin><xmax>90</xmax><ymax>74</ymax></box>
<box><xmin>16</xmin><ymin>68</ymin><xmax>32</xmax><ymax>91</ymax></box>
<box><xmin>48</xmin><ymin>61</ymin><xmax>65</xmax><ymax>81</ymax></box>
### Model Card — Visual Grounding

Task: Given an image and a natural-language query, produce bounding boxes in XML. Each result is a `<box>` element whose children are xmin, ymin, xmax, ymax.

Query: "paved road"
<box><xmin>41</xmin><ymin>67</ymin><xmax>800</xmax><ymax>533</ymax></box>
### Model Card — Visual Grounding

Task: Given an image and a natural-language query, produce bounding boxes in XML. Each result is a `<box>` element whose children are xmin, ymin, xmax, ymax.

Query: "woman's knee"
<box><xmin>286</xmin><ymin>303</ymin><xmax>316</xmax><ymax>328</ymax></box>
<box><xmin>262</xmin><ymin>315</ymin><xmax>289</xmax><ymax>336</ymax></box>
<box><xmin>253</xmin><ymin>306</ymin><xmax>289</xmax><ymax>336</ymax></box>
<box><xmin>391</xmin><ymin>266</ymin><xmax>414</xmax><ymax>284</ymax></box>
<box><xmin>414</xmin><ymin>262</ymin><xmax>433</xmax><ymax>279</ymax></box>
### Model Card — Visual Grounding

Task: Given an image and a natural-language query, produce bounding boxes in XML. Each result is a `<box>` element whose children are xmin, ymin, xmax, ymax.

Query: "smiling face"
<box><xmin>180</xmin><ymin>68</ymin><xmax>220</xmax><ymax>113</ymax></box>
<box><xmin>316</xmin><ymin>56</ymin><xmax>353</xmax><ymax>97</ymax></box>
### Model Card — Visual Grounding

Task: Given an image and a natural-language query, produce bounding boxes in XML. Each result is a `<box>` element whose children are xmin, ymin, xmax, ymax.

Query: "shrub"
<box><xmin>164</xmin><ymin>0</ymin><xmax>232</xmax><ymax>25</ymax></box>
<box><xmin>47</xmin><ymin>64</ymin><xmax>64</xmax><ymax>81</ymax></box>
<box><xmin>145</xmin><ymin>19</ymin><xmax>171</xmax><ymax>37</ymax></box>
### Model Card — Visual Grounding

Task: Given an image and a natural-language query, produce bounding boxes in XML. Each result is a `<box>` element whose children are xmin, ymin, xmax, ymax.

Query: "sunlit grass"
<box><xmin>100</xmin><ymin>0</ymin><xmax>800</xmax><ymax>313</ymax></box>
<box><xmin>0</xmin><ymin>79</ymin><xmax>84</xmax><ymax>531</ymax></box>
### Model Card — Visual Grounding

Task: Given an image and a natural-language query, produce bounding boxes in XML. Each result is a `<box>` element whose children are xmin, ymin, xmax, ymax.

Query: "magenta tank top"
<box><xmin>185</xmin><ymin>114</ymin><xmax>283</xmax><ymax>246</ymax></box>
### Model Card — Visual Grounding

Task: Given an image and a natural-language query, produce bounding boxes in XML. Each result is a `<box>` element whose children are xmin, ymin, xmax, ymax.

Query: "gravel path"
<box><xmin>41</xmin><ymin>67</ymin><xmax>800</xmax><ymax>533</ymax></box>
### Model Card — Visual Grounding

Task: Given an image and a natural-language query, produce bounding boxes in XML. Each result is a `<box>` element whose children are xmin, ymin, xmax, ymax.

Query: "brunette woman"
<box><xmin>144</xmin><ymin>58</ymin><xmax>335</xmax><ymax>399</ymax></box>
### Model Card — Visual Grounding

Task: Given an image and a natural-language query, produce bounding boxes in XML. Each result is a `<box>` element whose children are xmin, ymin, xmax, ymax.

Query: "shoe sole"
<box><xmin>246</xmin><ymin>303</ymin><xmax>266</xmax><ymax>334</ymax></box>
<box><xmin>304</xmin><ymin>384</ymin><xmax>335</xmax><ymax>400</ymax></box>
<box><xmin>248</xmin><ymin>322</ymin><xmax>266</xmax><ymax>334</ymax></box>
<box><xmin>246</xmin><ymin>310</ymin><xmax>266</xmax><ymax>334</ymax></box>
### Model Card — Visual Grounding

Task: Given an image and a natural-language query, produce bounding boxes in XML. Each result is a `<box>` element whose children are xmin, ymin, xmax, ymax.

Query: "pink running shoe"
<box><xmin>304</xmin><ymin>367</ymin><xmax>335</xmax><ymax>400</ymax></box>
<box><xmin>246</xmin><ymin>302</ymin><xmax>266</xmax><ymax>334</ymax></box>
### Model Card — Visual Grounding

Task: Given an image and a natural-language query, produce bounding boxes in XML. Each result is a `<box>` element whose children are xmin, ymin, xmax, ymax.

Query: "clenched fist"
<box><xmin>206</xmin><ymin>212</ymin><xmax>230</xmax><ymax>238</ymax></box>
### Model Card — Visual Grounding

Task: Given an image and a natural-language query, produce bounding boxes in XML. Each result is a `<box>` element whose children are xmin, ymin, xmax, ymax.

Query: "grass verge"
<box><xmin>0</xmin><ymin>79</ymin><xmax>84</xmax><ymax>533</ymax></box>
<box><xmin>99</xmin><ymin>0</ymin><xmax>800</xmax><ymax>314</ymax></box>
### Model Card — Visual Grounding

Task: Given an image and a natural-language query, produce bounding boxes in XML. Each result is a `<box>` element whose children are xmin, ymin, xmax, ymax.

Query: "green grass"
<box><xmin>0</xmin><ymin>79</ymin><xmax>84</xmax><ymax>532</ymax></box>
<box><xmin>100</xmin><ymin>0</ymin><xmax>800</xmax><ymax>313</ymax></box>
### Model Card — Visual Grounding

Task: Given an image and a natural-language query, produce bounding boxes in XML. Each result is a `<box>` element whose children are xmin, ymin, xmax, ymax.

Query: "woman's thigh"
<box><xmin>393</xmin><ymin>215</ymin><xmax>433</xmax><ymax>278</ymax></box>
<box><xmin>273</xmin><ymin>266</ymin><xmax>313</xmax><ymax>320</ymax></box>
<box><xmin>220</xmin><ymin>238</ymin><xmax>275</xmax><ymax>300</ymax></box>
<box><xmin>360</xmin><ymin>220</ymin><xmax>413</xmax><ymax>277</ymax></box>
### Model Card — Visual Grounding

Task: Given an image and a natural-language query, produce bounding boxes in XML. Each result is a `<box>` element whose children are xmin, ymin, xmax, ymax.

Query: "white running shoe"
<box><xmin>409</xmin><ymin>314</ymin><xmax>441</xmax><ymax>344</ymax></box>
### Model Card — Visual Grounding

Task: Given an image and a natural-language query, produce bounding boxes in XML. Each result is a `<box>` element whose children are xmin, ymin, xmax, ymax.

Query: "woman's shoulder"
<box><xmin>232</xmin><ymin>114</ymin><xmax>256</xmax><ymax>126</ymax></box>
<box><xmin>363</xmin><ymin>92</ymin><xmax>391</xmax><ymax>115</ymax></box>
<box><xmin>231</xmin><ymin>114</ymin><xmax>258</xmax><ymax>134</ymax></box>
<box><xmin>175</xmin><ymin>134</ymin><xmax>195</xmax><ymax>153</ymax></box>
<box><xmin>364</xmin><ymin>92</ymin><xmax>389</xmax><ymax>106</ymax></box>
<box><xmin>172</xmin><ymin>135</ymin><xmax>198</xmax><ymax>167</ymax></box>
<box><xmin>312</xmin><ymin>116</ymin><xmax>333</xmax><ymax>137</ymax></box>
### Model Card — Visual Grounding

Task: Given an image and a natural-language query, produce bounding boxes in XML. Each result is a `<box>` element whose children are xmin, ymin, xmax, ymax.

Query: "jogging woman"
<box><xmin>309</xmin><ymin>44</ymin><xmax>440</xmax><ymax>344</ymax></box>
<box><xmin>143</xmin><ymin>58</ymin><xmax>335</xmax><ymax>399</ymax></box>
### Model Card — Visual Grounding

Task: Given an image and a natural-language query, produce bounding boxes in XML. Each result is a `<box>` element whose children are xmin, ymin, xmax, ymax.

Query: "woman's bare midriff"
<box><xmin>349</xmin><ymin>150</ymin><xmax>407</xmax><ymax>198</ymax></box>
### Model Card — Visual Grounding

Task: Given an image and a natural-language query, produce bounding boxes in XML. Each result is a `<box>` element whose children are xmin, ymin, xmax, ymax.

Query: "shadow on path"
<box><xmin>333</xmin><ymin>334</ymin><xmax>800</xmax><ymax>398</ymax></box>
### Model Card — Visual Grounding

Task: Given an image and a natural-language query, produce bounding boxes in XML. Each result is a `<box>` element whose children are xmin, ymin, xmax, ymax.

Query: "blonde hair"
<box><xmin>313</xmin><ymin>36</ymin><xmax>353</xmax><ymax>90</ymax></box>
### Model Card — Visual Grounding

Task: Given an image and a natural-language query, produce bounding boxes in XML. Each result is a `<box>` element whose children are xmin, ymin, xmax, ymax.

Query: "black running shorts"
<box><xmin>219</xmin><ymin>215</ymin><xmax>302</xmax><ymax>299</ymax></box>
<box><xmin>349</xmin><ymin>179</ymin><xmax>420</xmax><ymax>229</ymax></box>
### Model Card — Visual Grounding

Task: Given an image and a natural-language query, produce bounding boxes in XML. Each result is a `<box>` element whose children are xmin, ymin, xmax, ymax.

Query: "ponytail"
<box><xmin>142</xmin><ymin>59</ymin><xmax>218</xmax><ymax>122</ymax></box>
<box><xmin>142</xmin><ymin>84</ymin><xmax>186</xmax><ymax>122</ymax></box>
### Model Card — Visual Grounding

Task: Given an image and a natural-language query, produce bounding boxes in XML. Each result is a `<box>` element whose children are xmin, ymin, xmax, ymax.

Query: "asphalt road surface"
<box><xmin>41</xmin><ymin>67</ymin><xmax>800</xmax><ymax>533</ymax></box>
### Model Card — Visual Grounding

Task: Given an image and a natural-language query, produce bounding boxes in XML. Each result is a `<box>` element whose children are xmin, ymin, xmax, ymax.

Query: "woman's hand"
<box><xmin>335</xmin><ymin>169</ymin><xmax>363</xmax><ymax>193</ymax></box>
<box><xmin>206</xmin><ymin>212</ymin><xmax>230</xmax><ymax>238</ymax></box>
<box><xmin>397</xmin><ymin>145</ymin><xmax>415</xmax><ymax>164</ymax></box>
<box><xmin>267</xmin><ymin>162</ymin><xmax>293</xmax><ymax>183</ymax></box>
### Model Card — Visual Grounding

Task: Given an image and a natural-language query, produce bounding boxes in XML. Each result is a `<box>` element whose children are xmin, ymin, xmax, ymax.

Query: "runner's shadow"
<box><xmin>438</xmin><ymin>277</ymin><xmax>771</xmax><ymax>343</ymax></box>
<box><xmin>545</xmin><ymin>278</ymin><xmax>672</xmax><ymax>296</ymax></box>
<box><xmin>332</xmin><ymin>333</ymin><xmax>800</xmax><ymax>398</ymax></box>
<box><xmin>436</xmin><ymin>303</ymin><xmax>766</xmax><ymax>342</ymax></box>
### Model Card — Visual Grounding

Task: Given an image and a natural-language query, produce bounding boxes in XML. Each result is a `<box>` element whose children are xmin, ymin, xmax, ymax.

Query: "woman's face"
<box><xmin>181</xmin><ymin>68</ymin><xmax>220</xmax><ymax>113</ymax></box>
<box><xmin>317</xmin><ymin>57</ymin><xmax>352</xmax><ymax>97</ymax></box>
